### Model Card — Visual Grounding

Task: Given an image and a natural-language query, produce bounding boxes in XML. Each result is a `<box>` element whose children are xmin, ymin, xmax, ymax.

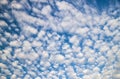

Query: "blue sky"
<box><xmin>0</xmin><ymin>0</ymin><xmax>120</xmax><ymax>79</ymax></box>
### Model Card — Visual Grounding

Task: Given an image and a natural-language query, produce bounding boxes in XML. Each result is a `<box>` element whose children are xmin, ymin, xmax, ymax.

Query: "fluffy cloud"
<box><xmin>0</xmin><ymin>0</ymin><xmax>8</xmax><ymax>5</ymax></box>
<box><xmin>22</xmin><ymin>40</ymin><xmax>32</xmax><ymax>52</ymax></box>
<box><xmin>0</xmin><ymin>20</ymin><xmax>8</xmax><ymax>27</ymax></box>
<box><xmin>9</xmin><ymin>40</ymin><xmax>21</xmax><ymax>47</ymax></box>
<box><xmin>0</xmin><ymin>0</ymin><xmax>120</xmax><ymax>79</ymax></box>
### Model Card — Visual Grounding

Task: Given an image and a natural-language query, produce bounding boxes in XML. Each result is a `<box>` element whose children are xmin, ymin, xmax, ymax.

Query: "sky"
<box><xmin>0</xmin><ymin>0</ymin><xmax>120</xmax><ymax>79</ymax></box>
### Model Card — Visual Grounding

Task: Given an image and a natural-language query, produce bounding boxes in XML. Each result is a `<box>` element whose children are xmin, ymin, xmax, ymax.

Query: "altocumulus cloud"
<box><xmin>0</xmin><ymin>0</ymin><xmax>120</xmax><ymax>79</ymax></box>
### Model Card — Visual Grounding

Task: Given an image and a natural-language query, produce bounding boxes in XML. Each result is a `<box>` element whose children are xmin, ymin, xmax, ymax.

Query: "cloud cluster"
<box><xmin>0</xmin><ymin>0</ymin><xmax>120</xmax><ymax>79</ymax></box>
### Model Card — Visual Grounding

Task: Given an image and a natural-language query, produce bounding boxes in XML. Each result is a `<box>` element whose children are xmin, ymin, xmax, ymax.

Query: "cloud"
<box><xmin>38</xmin><ymin>30</ymin><xmax>46</xmax><ymax>38</ymax></box>
<box><xmin>0</xmin><ymin>63</ymin><xmax>7</xmax><ymax>68</ymax></box>
<box><xmin>24</xmin><ymin>74</ymin><xmax>31</xmax><ymax>79</ymax></box>
<box><xmin>22</xmin><ymin>40</ymin><xmax>32</xmax><ymax>52</ymax></box>
<box><xmin>53</xmin><ymin>54</ymin><xmax>65</xmax><ymax>63</ymax></box>
<box><xmin>113</xmin><ymin>74</ymin><xmax>120</xmax><ymax>79</ymax></box>
<box><xmin>69</xmin><ymin>35</ymin><xmax>79</xmax><ymax>46</ymax></box>
<box><xmin>4</xmin><ymin>32</ymin><xmax>11</xmax><ymax>38</ymax></box>
<box><xmin>0</xmin><ymin>20</ymin><xmax>8</xmax><ymax>27</ymax></box>
<box><xmin>11</xmin><ymin>74</ymin><xmax>17</xmax><ymax>79</ymax></box>
<box><xmin>65</xmin><ymin>66</ymin><xmax>78</xmax><ymax>79</ymax></box>
<box><xmin>11</xmin><ymin>1</ymin><xmax>23</xmax><ymax>9</ymax></box>
<box><xmin>41</xmin><ymin>5</ymin><xmax>52</xmax><ymax>16</ymax></box>
<box><xmin>27</xmin><ymin>52</ymin><xmax>39</xmax><ymax>61</ymax></box>
<box><xmin>9</xmin><ymin>40</ymin><xmax>21</xmax><ymax>47</ymax></box>
<box><xmin>0</xmin><ymin>0</ymin><xmax>8</xmax><ymax>5</ymax></box>
<box><xmin>83</xmin><ymin>39</ymin><xmax>93</xmax><ymax>46</ymax></box>
<box><xmin>35</xmin><ymin>77</ymin><xmax>41</xmax><ymax>79</ymax></box>
<box><xmin>88</xmin><ymin>57</ymin><xmax>95</xmax><ymax>64</ymax></box>
<box><xmin>0</xmin><ymin>0</ymin><xmax>120</xmax><ymax>79</ymax></box>
<box><xmin>23</xmin><ymin>25</ymin><xmax>38</xmax><ymax>35</ymax></box>
<box><xmin>32</xmin><ymin>40</ymin><xmax>42</xmax><ymax>47</ymax></box>
<box><xmin>0</xmin><ymin>76</ymin><xmax>7</xmax><ymax>79</ymax></box>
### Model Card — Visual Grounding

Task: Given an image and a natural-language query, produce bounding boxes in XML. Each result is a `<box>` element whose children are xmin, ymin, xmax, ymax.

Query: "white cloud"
<box><xmin>12</xmin><ymin>61</ymin><xmax>18</xmax><ymax>67</ymax></box>
<box><xmin>92</xmin><ymin>27</ymin><xmax>101</xmax><ymax>34</ymax></box>
<box><xmin>3</xmin><ymin>68</ymin><xmax>12</xmax><ymax>75</ymax></box>
<box><xmin>62</xmin><ymin>43</ymin><xmax>70</xmax><ymax>50</ymax></box>
<box><xmin>83</xmin><ymin>69</ymin><xmax>91</xmax><ymax>75</ymax></box>
<box><xmin>24</xmin><ymin>74</ymin><xmax>31</xmax><ymax>79</ymax></box>
<box><xmin>12</xmin><ymin>10</ymin><xmax>46</xmax><ymax>27</ymax></box>
<box><xmin>32</xmin><ymin>7</ymin><xmax>41</xmax><ymax>14</ymax></box>
<box><xmin>35</xmin><ymin>77</ymin><xmax>41</xmax><ymax>79</ymax></box>
<box><xmin>43</xmin><ymin>61</ymin><xmax>51</xmax><ymax>68</ymax></box>
<box><xmin>38</xmin><ymin>30</ymin><xmax>46</xmax><ymax>38</ymax></box>
<box><xmin>72</xmin><ymin>46</ymin><xmax>81</xmax><ymax>53</ymax></box>
<box><xmin>52</xmin><ymin>34</ymin><xmax>60</xmax><ymax>41</ymax></box>
<box><xmin>83</xmin><ymin>39</ymin><xmax>93</xmax><ymax>46</ymax></box>
<box><xmin>11</xmin><ymin>2</ymin><xmax>23</xmax><ymax>9</ymax></box>
<box><xmin>17</xmin><ymin>53</ymin><xmax>26</xmax><ymax>59</ymax></box>
<box><xmin>77</xmin><ymin>53</ymin><xmax>83</xmax><ymax>58</ymax></box>
<box><xmin>65</xmin><ymin>66</ymin><xmax>78</xmax><ymax>79</ymax></box>
<box><xmin>41</xmin><ymin>5</ymin><xmax>52</xmax><ymax>16</ymax></box>
<box><xmin>15</xmin><ymin>48</ymin><xmax>21</xmax><ymax>53</ymax></box>
<box><xmin>83</xmin><ymin>75</ymin><xmax>91</xmax><ymax>79</ymax></box>
<box><xmin>82</xmin><ymin>47</ymin><xmax>94</xmax><ymax>57</ymax></box>
<box><xmin>28</xmin><ymin>71</ymin><xmax>37</xmax><ymax>77</ymax></box>
<box><xmin>100</xmin><ymin>44</ymin><xmax>109</xmax><ymax>52</ymax></box>
<box><xmin>113</xmin><ymin>31</ymin><xmax>120</xmax><ymax>42</ymax></box>
<box><xmin>4</xmin><ymin>32</ymin><xmax>11</xmax><ymax>38</ymax></box>
<box><xmin>113</xmin><ymin>74</ymin><xmax>120</xmax><ymax>79</ymax></box>
<box><xmin>0</xmin><ymin>63</ymin><xmax>7</xmax><ymax>68</ymax></box>
<box><xmin>26</xmin><ymin>60</ymin><xmax>32</xmax><ymax>65</ymax></box>
<box><xmin>76</xmin><ymin>57</ymin><xmax>85</xmax><ymax>65</ymax></box>
<box><xmin>106</xmin><ymin>50</ymin><xmax>115</xmax><ymax>63</ymax></box>
<box><xmin>0</xmin><ymin>76</ymin><xmax>6</xmax><ymax>79</ymax></box>
<box><xmin>54</xmin><ymin>54</ymin><xmax>65</xmax><ymax>63</ymax></box>
<box><xmin>27</xmin><ymin>52</ymin><xmax>39</xmax><ymax>61</ymax></box>
<box><xmin>93</xmin><ymin>67</ymin><xmax>100</xmax><ymax>72</ymax></box>
<box><xmin>32</xmin><ymin>40</ymin><xmax>42</xmax><ymax>47</ymax></box>
<box><xmin>1</xmin><ymin>54</ymin><xmax>7</xmax><ymax>60</ymax></box>
<box><xmin>11</xmin><ymin>74</ymin><xmax>17</xmax><ymax>79</ymax></box>
<box><xmin>101</xmin><ymin>69</ymin><xmax>113</xmax><ymax>79</ymax></box>
<box><xmin>47</xmin><ymin>41</ymin><xmax>57</xmax><ymax>50</ymax></box>
<box><xmin>60</xmin><ymin>16</ymin><xmax>78</xmax><ymax>32</ymax></box>
<box><xmin>94</xmin><ymin>40</ymin><xmax>103</xmax><ymax>49</ymax></box>
<box><xmin>91</xmin><ymin>73</ymin><xmax>101</xmax><ymax>79</ymax></box>
<box><xmin>0</xmin><ymin>0</ymin><xmax>8</xmax><ymax>5</ymax></box>
<box><xmin>107</xmin><ymin>19</ymin><xmax>119</xmax><ymax>30</ymax></box>
<box><xmin>56</xmin><ymin>1</ymin><xmax>72</xmax><ymax>10</ymax></box>
<box><xmin>22</xmin><ymin>41</ymin><xmax>31</xmax><ymax>52</ymax></box>
<box><xmin>1</xmin><ymin>0</ymin><xmax>119</xmax><ymax>79</ymax></box>
<box><xmin>69</xmin><ymin>35</ymin><xmax>79</xmax><ymax>46</ymax></box>
<box><xmin>13</xmin><ymin>69</ymin><xmax>23</xmax><ymax>76</ymax></box>
<box><xmin>76</xmin><ymin>27</ymin><xmax>89</xmax><ymax>35</ymax></box>
<box><xmin>20</xmin><ymin>35</ymin><xmax>25</xmax><ymax>40</ymax></box>
<box><xmin>104</xmin><ymin>28</ymin><xmax>113</xmax><ymax>36</ymax></box>
<box><xmin>3</xmin><ymin>48</ymin><xmax>12</xmax><ymax>57</ymax></box>
<box><xmin>12</xmin><ymin>34</ymin><xmax>19</xmax><ymax>39</ymax></box>
<box><xmin>75</xmin><ymin>11</ymin><xmax>84</xmax><ymax>21</ymax></box>
<box><xmin>24</xmin><ymin>26</ymin><xmax>38</xmax><ymax>35</ymax></box>
<box><xmin>9</xmin><ymin>40</ymin><xmax>21</xmax><ymax>47</ymax></box>
<box><xmin>0</xmin><ymin>20</ymin><xmax>8</xmax><ymax>27</ymax></box>
<box><xmin>52</xmin><ymin>1</ymin><xmax>89</xmax><ymax>33</ymax></box>
<box><xmin>97</xmin><ymin>56</ymin><xmax>106</xmax><ymax>62</ymax></box>
<box><xmin>88</xmin><ymin>57</ymin><xmax>95</xmax><ymax>64</ymax></box>
<box><xmin>3</xmin><ymin>12</ymin><xmax>11</xmax><ymax>20</ymax></box>
<box><xmin>41</xmin><ymin>51</ymin><xmax>49</xmax><ymax>59</ymax></box>
<box><xmin>112</xmin><ymin>45</ymin><xmax>119</xmax><ymax>52</ymax></box>
<box><xmin>64</xmin><ymin>55</ymin><xmax>73</xmax><ymax>65</ymax></box>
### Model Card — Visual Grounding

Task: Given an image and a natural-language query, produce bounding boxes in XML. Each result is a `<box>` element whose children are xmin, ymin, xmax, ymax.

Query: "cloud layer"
<box><xmin>0</xmin><ymin>0</ymin><xmax>120</xmax><ymax>79</ymax></box>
